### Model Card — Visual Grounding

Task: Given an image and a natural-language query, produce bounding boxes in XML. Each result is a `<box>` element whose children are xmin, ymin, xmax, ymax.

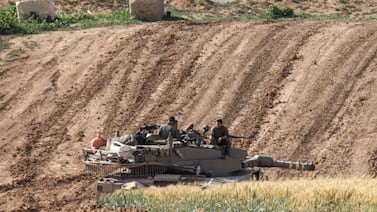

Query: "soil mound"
<box><xmin>1</xmin><ymin>20</ymin><xmax>377</xmax><ymax>210</ymax></box>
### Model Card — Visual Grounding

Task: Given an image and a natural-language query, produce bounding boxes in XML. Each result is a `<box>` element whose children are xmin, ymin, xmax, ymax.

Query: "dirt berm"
<box><xmin>1</xmin><ymin>20</ymin><xmax>377</xmax><ymax>210</ymax></box>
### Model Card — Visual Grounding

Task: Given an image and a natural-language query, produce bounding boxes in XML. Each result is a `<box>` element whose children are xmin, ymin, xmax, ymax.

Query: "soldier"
<box><xmin>210</xmin><ymin>119</ymin><xmax>231</xmax><ymax>159</ymax></box>
<box><xmin>158</xmin><ymin>116</ymin><xmax>181</xmax><ymax>140</ymax></box>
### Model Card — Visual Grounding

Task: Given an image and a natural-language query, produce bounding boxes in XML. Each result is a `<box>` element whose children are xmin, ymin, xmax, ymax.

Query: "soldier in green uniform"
<box><xmin>158</xmin><ymin>116</ymin><xmax>181</xmax><ymax>140</ymax></box>
<box><xmin>210</xmin><ymin>119</ymin><xmax>231</xmax><ymax>158</ymax></box>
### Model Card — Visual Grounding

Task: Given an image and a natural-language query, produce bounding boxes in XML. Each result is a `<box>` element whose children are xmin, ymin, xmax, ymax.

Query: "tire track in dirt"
<box><xmin>100</xmin><ymin>27</ymin><xmax>163</xmax><ymax>131</ymax></box>
<box><xmin>169</xmin><ymin>23</ymin><xmax>241</xmax><ymax>124</ymax></box>
<box><xmin>4</xmin><ymin>30</ymin><xmax>145</xmax><ymax>209</ymax></box>
<box><xmin>176</xmin><ymin>21</ymin><xmax>275</xmax><ymax>129</ymax></box>
<box><xmin>0</xmin><ymin>34</ymin><xmax>89</xmax><ymax>141</ymax></box>
<box><xmin>63</xmin><ymin>35</ymin><xmax>136</xmax><ymax>133</ymax></box>
<box><xmin>102</xmin><ymin>26</ymin><xmax>179</xmax><ymax>130</ymax></box>
<box><xmin>224</xmin><ymin>23</ymin><xmax>288</xmax><ymax>136</ymax></box>
<box><xmin>0</xmin><ymin>53</ymin><xmax>63</xmax><ymax>184</ymax></box>
<box><xmin>290</xmin><ymin>25</ymin><xmax>377</xmax><ymax>164</ymax></box>
<box><xmin>250</xmin><ymin>21</ymin><xmax>329</xmax><ymax>151</ymax></box>
<box><xmin>0</xmin><ymin>55</ymin><xmax>57</xmax><ymax>116</ymax></box>
<box><xmin>242</xmin><ymin>22</ymin><xmax>377</xmax><ymax>177</ymax></box>
<box><xmin>56</xmin><ymin>29</ymin><xmax>143</xmax><ymax>138</ymax></box>
<box><xmin>192</xmin><ymin>23</ymin><xmax>263</xmax><ymax>123</ymax></box>
<box><xmin>2</xmin><ymin>21</ymin><xmax>377</xmax><ymax>210</ymax></box>
<box><xmin>7</xmin><ymin>41</ymin><xmax>88</xmax><ymax>176</ymax></box>
<box><xmin>319</xmin><ymin>30</ymin><xmax>377</xmax><ymax>174</ymax></box>
<box><xmin>175</xmin><ymin>23</ymin><xmax>243</xmax><ymax>125</ymax></box>
<box><xmin>251</xmin><ymin>24</ymin><xmax>348</xmax><ymax>162</ymax></box>
<box><xmin>225</xmin><ymin>22</ymin><xmax>316</xmax><ymax>141</ymax></box>
<box><xmin>131</xmin><ymin>23</ymin><xmax>230</xmax><ymax>126</ymax></box>
<box><xmin>105</xmin><ymin>23</ymin><xmax>223</xmax><ymax>130</ymax></box>
<box><xmin>173</xmin><ymin>22</ymin><xmax>276</xmax><ymax>127</ymax></box>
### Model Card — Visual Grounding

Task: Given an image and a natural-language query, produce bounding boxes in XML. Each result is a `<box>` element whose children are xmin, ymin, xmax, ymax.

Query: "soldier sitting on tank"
<box><xmin>158</xmin><ymin>116</ymin><xmax>181</xmax><ymax>140</ymax></box>
<box><xmin>90</xmin><ymin>131</ymin><xmax>107</xmax><ymax>153</ymax></box>
<box><xmin>210</xmin><ymin>119</ymin><xmax>231</xmax><ymax>159</ymax></box>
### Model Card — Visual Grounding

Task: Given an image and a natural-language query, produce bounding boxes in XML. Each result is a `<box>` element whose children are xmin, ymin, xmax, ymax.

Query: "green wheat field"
<box><xmin>100</xmin><ymin>177</ymin><xmax>377</xmax><ymax>211</ymax></box>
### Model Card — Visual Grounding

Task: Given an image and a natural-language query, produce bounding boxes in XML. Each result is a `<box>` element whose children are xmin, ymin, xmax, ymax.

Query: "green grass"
<box><xmin>22</xmin><ymin>40</ymin><xmax>38</xmax><ymax>50</ymax></box>
<box><xmin>0</xmin><ymin>4</ymin><xmax>375</xmax><ymax>36</ymax></box>
<box><xmin>0</xmin><ymin>5</ymin><xmax>140</xmax><ymax>35</ymax></box>
<box><xmin>260</xmin><ymin>5</ymin><xmax>296</xmax><ymax>19</ymax></box>
<box><xmin>6</xmin><ymin>48</ymin><xmax>25</xmax><ymax>59</ymax></box>
<box><xmin>0</xmin><ymin>37</ymin><xmax>11</xmax><ymax>51</ymax></box>
<box><xmin>297</xmin><ymin>13</ymin><xmax>348</xmax><ymax>19</ymax></box>
<box><xmin>100</xmin><ymin>177</ymin><xmax>377</xmax><ymax>211</ymax></box>
<box><xmin>170</xmin><ymin>5</ymin><xmax>349</xmax><ymax>23</ymax></box>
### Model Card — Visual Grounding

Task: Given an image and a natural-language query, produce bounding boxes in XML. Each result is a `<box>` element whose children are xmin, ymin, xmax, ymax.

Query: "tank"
<box><xmin>82</xmin><ymin>124</ymin><xmax>315</xmax><ymax>198</ymax></box>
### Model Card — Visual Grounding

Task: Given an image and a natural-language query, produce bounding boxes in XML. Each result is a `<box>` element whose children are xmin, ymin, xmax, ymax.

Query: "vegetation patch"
<box><xmin>22</xmin><ymin>40</ymin><xmax>38</xmax><ymax>50</ymax></box>
<box><xmin>0</xmin><ymin>3</ymin><xmax>368</xmax><ymax>35</ymax></box>
<box><xmin>6</xmin><ymin>48</ymin><xmax>25</xmax><ymax>59</ymax></box>
<box><xmin>0</xmin><ymin>37</ymin><xmax>11</xmax><ymax>51</ymax></box>
<box><xmin>0</xmin><ymin>5</ymin><xmax>139</xmax><ymax>35</ymax></box>
<box><xmin>260</xmin><ymin>5</ymin><xmax>296</xmax><ymax>19</ymax></box>
<box><xmin>100</xmin><ymin>178</ymin><xmax>377</xmax><ymax>211</ymax></box>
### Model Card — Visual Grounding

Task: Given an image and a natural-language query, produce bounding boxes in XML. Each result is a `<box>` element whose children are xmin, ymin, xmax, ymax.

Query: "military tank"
<box><xmin>82</xmin><ymin>124</ymin><xmax>315</xmax><ymax>197</ymax></box>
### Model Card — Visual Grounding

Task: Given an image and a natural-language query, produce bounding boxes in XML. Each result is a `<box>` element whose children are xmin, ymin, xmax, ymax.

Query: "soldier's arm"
<box><xmin>175</xmin><ymin>128</ymin><xmax>182</xmax><ymax>140</ymax></box>
<box><xmin>222</xmin><ymin>127</ymin><xmax>229</xmax><ymax>139</ymax></box>
<box><xmin>225</xmin><ymin>127</ymin><xmax>229</xmax><ymax>137</ymax></box>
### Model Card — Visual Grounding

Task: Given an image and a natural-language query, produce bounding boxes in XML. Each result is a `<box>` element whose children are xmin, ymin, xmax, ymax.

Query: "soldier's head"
<box><xmin>168</xmin><ymin>116</ymin><xmax>176</xmax><ymax>125</ymax></box>
<box><xmin>95</xmin><ymin>129</ymin><xmax>102</xmax><ymax>137</ymax></box>
<box><xmin>216</xmin><ymin>119</ymin><xmax>223</xmax><ymax>128</ymax></box>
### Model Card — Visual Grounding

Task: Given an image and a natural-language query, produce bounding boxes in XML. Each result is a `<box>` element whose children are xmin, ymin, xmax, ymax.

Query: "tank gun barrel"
<box><xmin>242</xmin><ymin>155</ymin><xmax>315</xmax><ymax>171</ymax></box>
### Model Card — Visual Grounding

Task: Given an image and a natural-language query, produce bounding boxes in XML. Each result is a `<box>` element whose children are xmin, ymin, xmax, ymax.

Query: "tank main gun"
<box><xmin>242</xmin><ymin>155</ymin><xmax>315</xmax><ymax>170</ymax></box>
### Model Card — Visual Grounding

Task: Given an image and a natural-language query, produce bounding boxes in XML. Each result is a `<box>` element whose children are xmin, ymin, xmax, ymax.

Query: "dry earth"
<box><xmin>1</xmin><ymin>18</ymin><xmax>377</xmax><ymax>210</ymax></box>
<box><xmin>2</xmin><ymin>0</ymin><xmax>377</xmax><ymax>17</ymax></box>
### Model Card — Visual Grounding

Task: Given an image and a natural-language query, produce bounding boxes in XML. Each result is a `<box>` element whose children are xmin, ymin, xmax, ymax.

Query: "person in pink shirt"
<box><xmin>91</xmin><ymin>131</ymin><xmax>107</xmax><ymax>153</ymax></box>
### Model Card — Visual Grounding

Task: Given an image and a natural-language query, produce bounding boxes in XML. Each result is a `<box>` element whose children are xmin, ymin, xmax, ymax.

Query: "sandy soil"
<box><xmin>1</xmin><ymin>20</ymin><xmax>377</xmax><ymax>210</ymax></box>
<box><xmin>2</xmin><ymin>0</ymin><xmax>377</xmax><ymax>17</ymax></box>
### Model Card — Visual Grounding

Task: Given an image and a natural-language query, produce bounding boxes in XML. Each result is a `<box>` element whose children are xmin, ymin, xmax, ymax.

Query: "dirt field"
<box><xmin>1</xmin><ymin>19</ymin><xmax>377</xmax><ymax>210</ymax></box>
<box><xmin>2</xmin><ymin>0</ymin><xmax>377</xmax><ymax>17</ymax></box>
